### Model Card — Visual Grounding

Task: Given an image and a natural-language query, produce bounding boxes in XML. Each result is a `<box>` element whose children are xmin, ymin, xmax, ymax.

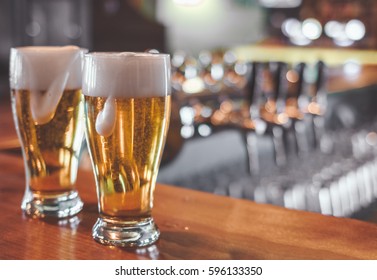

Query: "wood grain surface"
<box><xmin>1</xmin><ymin>153</ymin><xmax>377</xmax><ymax>260</ymax></box>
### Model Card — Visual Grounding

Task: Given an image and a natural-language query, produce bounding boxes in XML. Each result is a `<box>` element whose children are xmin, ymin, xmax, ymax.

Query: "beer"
<box><xmin>84</xmin><ymin>95</ymin><xmax>170</xmax><ymax>219</ymax></box>
<box><xmin>10</xmin><ymin>46</ymin><xmax>86</xmax><ymax>218</ymax></box>
<box><xmin>11</xmin><ymin>89</ymin><xmax>84</xmax><ymax>194</ymax></box>
<box><xmin>83</xmin><ymin>52</ymin><xmax>171</xmax><ymax>246</ymax></box>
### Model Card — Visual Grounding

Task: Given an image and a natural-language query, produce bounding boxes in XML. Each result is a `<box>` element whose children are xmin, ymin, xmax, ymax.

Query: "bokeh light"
<box><xmin>302</xmin><ymin>18</ymin><xmax>322</xmax><ymax>40</ymax></box>
<box><xmin>345</xmin><ymin>19</ymin><xmax>366</xmax><ymax>41</ymax></box>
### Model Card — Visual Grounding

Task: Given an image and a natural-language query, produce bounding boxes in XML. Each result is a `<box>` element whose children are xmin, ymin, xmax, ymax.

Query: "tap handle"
<box><xmin>315</xmin><ymin>60</ymin><xmax>325</xmax><ymax>93</ymax></box>
<box><xmin>295</xmin><ymin>62</ymin><xmax>306</xmax><ymax>98</ymax></box>
<box><xmin>270</xmin><ymin>62</ymin><xmax>283</xmax><ymax>100</ymax></box>
<box><xmin>244</xmin><ymin>62</ymin><xmax>258</xmax><ymax>107</ymax></box>
<box><xmin>275</xmin><ymin>62</ymin><xmax>289</xmax><ymax>114</ymax></box>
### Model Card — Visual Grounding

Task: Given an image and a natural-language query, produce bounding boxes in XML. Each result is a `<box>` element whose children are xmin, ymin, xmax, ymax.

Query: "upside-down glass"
<box><xmin>10</xmin><ymin>46</ymin><xmax>86</xmax><ymax>218</ymax></box>
<box><xmin>83</xmin><ymin>52</ymin><xmax>171</xmax><ymax>247</ymax></box>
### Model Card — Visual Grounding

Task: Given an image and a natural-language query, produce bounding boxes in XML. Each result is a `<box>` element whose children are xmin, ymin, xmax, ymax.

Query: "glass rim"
<box><xmin>11</xmin><ymin>45</ymin><xmax>88</xmax><ymax>53</ymax></box>
<box><xmin>84</xmin><ymin>51</ymin><xmax>170</xmax><ymax>60</ymax></box>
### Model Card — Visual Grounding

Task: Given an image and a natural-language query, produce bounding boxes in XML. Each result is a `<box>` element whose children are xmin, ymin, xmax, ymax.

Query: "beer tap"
<box><xmin>284</xmin><ymin>62</ymin><xmax>309</xmax><ymax>156</ymax></box>
<box><xmin>299</xmin><ymin>61</ymin><xmax>329</xmax><ymax>153</ymax></box>
<box><xmin>312</xmin><ymin>61</ymin><xmax>328</xmax><ymax>150</ymax></box>
<box><xmin>244</xmin><ymin>62</ymin><xmax>290</xmax><ymax>173</ymax></box>
<box><xmin>241</xmin><ymin>62</ymin><xmax>259</xmax><ymax>176</ymax></box>
<box><xmin>268</xmin><ymin>62</ymin><xmax>289</xmax><ymax>167</ymax></box>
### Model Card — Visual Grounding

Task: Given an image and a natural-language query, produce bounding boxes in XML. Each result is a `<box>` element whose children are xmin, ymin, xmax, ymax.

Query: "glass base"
<box><xmin>92</xmin><ymin>217</ymin><xmax>160</xmax><ymax>247</ymax></box>
<box><xmin>21</xmin><ymin>190</ymin><xmax>83</xmax><ymax>219</ymax></box>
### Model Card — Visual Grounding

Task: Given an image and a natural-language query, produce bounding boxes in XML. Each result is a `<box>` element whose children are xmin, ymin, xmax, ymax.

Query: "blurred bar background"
<box><xmin>2</xmin><ymin>0</ymin><xmax>377</xmax><ymax>221</ymax></box>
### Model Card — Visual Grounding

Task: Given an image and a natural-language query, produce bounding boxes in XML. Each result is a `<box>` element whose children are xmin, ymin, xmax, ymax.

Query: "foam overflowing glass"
<box><xmin>9</xmin><ymin>46</ymin><xmax>86</xmax><ymax>218</ymax></box>
<box><xmin>82</xmin><ymin>52</ymin><xmax>171</xmax><ymax>247</ymax></box>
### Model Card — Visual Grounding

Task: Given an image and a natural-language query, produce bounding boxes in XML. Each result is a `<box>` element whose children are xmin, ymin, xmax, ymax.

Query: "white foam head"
<box><xmin>83</xmin><ymin>52</ymin><xmax>171</xmax><ymax>98</ymax></box>
<box><xmin>10</xmin><ymin>46</ymin><xmax>84</xmax><ymax>91</ymax></box>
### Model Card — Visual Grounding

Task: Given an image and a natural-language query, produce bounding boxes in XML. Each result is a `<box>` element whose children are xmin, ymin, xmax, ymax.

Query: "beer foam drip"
<box><xmin>30</xmin><ymin>70</ymin><xmax>70</xmax><ymax>124</ymax></box>
<box><xmin>96</xmin><ymin>97</ymin><xmax>117</xmax><ymax>137</ymax></box>
<box><xmin>10</xmin><ymin>46</ymin><xmax>83</xmax><ymax>124</ymax></box>
<box><xmin>83</xmin><ymin>52</ymin><xmax>171</xmax><ymax>98</ymax></box>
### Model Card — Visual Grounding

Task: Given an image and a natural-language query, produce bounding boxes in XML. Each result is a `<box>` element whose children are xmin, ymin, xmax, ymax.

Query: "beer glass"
<box><xmin>10</xmin><ymin>46</ymin><xmax>86</xmax><ymax>218</ymax></box>
<box><xmin>83</xmin><ymin>52</ymin><xmax>171</xmax><ymax>247</ymax></box>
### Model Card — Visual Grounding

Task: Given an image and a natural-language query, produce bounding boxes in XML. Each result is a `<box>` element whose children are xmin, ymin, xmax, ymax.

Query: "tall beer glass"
<box><xmin>10</xmin><ymin>46</ymin><xmax>85</xmax><ymax>218</ymax></box>
<box><xmin>83</xmin><ymin>52</ymin><xmax>171</xmax><ymax>247</ymax></box>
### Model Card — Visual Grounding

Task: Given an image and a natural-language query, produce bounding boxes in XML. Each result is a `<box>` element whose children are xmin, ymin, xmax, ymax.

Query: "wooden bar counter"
<box><xmin>1</xmin><ymin>152</ymin><xmax>377</xmax><ymax>260</ymax></box>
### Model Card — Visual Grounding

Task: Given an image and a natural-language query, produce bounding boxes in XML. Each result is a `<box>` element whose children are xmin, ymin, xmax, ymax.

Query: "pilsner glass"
<box><xmin>83</xmin><ymin>52</ymin><xmax>171</xmax><ymax>247</ymax></box>
<box><xmin>10</xmin><ymin>46</ymin><xmax>86</xmax><ymax>218</ymax></box>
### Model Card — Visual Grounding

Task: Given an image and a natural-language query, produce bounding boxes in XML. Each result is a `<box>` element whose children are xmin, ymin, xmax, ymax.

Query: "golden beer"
<box><xmin>84</xmin><ymin>95</ymin><xmax>170</xmax><ymax>218</ymax></box>
<box><xmin>83</xmin><ymin>52</ymin><xmax>171</xmax><ymax>247</ymax></box>
<box><xmin>11</xmin><ymin>89</ymin><xmax>84</xmax><ymax>194</ymax></box>
<box><xmin>10</xmin><ymin>46</ymin><xmax>86</xmax><ymax>218</ymax></box>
